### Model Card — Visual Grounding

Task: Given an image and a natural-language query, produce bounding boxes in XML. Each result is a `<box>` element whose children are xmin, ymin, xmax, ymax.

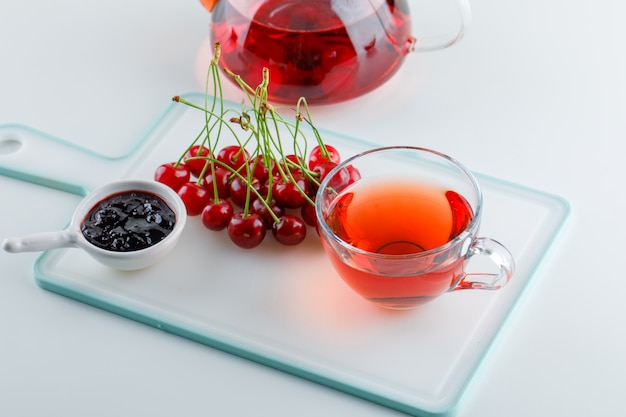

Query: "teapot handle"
<box><xmin>413</xmin><ymin>0</ymin><xmax>472</xmax><ymax>52</ymax></box>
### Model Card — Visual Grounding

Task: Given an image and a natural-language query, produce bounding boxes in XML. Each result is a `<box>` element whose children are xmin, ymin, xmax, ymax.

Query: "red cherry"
<box><xmin>251</xmin><ymin>197</ymin><xmax>284</xmax><ymax>229</ymax></box>
<box><xmin>300</xmin><ymin>202</ymin><xmax>317</xmax><ymax>227</ymax></box>
<box><xmin>229</xmin><ymin>176</ymin><xmax>261</xmax><ymax>207</ymax></box>
<box><xmin>308</xmin><ymin>144</ymin><xmax>340</xmax><ymax>169</ymax></box>
<box><xmin>217</xmin><ymin>145</ymin><xmax>250</xmax><ymax>171</ymax></box>
<box><xmin>184</xmin><ymin>145</ymin><xmax>211</xmax><ymax>178</ymax></box>
<box><xmin>283</xmin><ymin>154</ymin><xmax>303</xmax><ymax>166</ymax></box>
<box><xmin>177</xmin><ymin>182</ymin><xmax>210</xmax><ymax>216</ymax></box>
<box><xmin>272</xmin><ymin>215</ymin><xmax>307</xmax><ymax>246</ymax></box>
<box><xmin>326</xmin><ymin>164</ymin><xmax>361</xmax><ymax>192</ymax></box>
<box><xmin>154</xmin><ymin>162</ymin><xmax>191</xmax><ymax>191</ymax></box>
<box><xmin>313</xmin><ymin>161</ymin><xmax>338</xmax><ymax>180</ymax></box>
<box><xmin>280</xmin><ymin>154</ymin><xmax>304</xmax><ymax>177</ymax></box>
<box><xmin>202</xmin><ymin>164</ymin><xmax>231</xmax><ymax>200</ymax></box>
<box><xmin>248</xmin><ymin>154</ymin><xmax>275</xmax><ymax>184</ymax></box>
<box><xmin>201</xmin><ymin>199</ymin><xmax>234</xmax><ymax>231</ymax></box>
<box><xmin>227</xmin><ymin>213</ymin><xmax>266</xmax><ymax>249</ymax></box>
<box><xmin>445</xmin><ymin>190</ymin><xmax>474</xmax><ymax>240</ymax></box>
<box><xmin>272</xmin><ymin>176</ymin><xmax>310</xmax><ymax>209</ymax></box>
<box><xmin>309</xmin><ymin>161</ymin><xmax>338</xmax><ymax>193</ymax></box>
<box><xmin>260</xmin><ymin>176</ymin><xmax>277</xmax><ymax>197</ymax></box>
<box><xmin>344</xmin><ymin>165</ymin><xmax>361</xmax><ymax>185</ymax></box>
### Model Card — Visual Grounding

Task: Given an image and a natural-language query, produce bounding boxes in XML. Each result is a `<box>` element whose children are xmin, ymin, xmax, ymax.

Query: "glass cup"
<box><xmin>315</xmin><ymin>146</ymin><xmax>515</xmax><ymax>310</ymax></box>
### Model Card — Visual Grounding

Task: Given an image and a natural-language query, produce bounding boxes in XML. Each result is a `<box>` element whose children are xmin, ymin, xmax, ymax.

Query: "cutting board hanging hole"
<box><xmin>0</xmin><ymin>136</ymin><xmax>23</xmax><ymax>155</ymax></box>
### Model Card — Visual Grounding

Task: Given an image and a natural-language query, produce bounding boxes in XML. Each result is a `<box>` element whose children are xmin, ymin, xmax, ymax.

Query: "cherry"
<box><xmin>300</xmin><ymin>202</ymin><xmax>317</xmax><ymax>227</ymax></box>
<box><xmin>248</xmin><ymin>154</ymin><xmax>276</xmax><ymax>184</ymax></box>
<box><xmin>177</xmin><ymin>182</ymin><xmax>210</xmax><ymax>216</ymax></box>
<box><xmin>312</xmin><ymin>161</ymin><xmax>338</xmax><ymax>180</ymax></box>
<box><xmin>154</xmin><ymin>162</ymin><xmax>191</xmax><ymax>191</ymax></box>
<box><xmin>280</xmin><ymin>154</ymin><xmax>304</xmax><ymax>177</ymax></box>
<box><xmin>229</xmin><ymin>176</ymin><xmax>261</xmax><ymax>207</ymax></box>
<box><xmin>227</xmin><ymin>213</ymin><xmax>266</xmax><ymax>249</ymax></box>
<box><xmin>202</xmin><ymin>164</ymin><xmax>231</xmax><ymax>200</ymax></box>
<box><xmin>308</xmin><ymin>144</ymin><xmax>340</xmax><ymax>169</ymax></box>
<box><xmin>309</xmin><ymin>161</ymin><xmax>338</xmax><ymax>193</ymax></box>
<box><xmin>272</xmin><ymin>176</ymin><xmax>310</xmax><ymax>208</ymax></box>
<box><xmin>445</xmin><ymin>190</ymin><xmax>474</xmax><ymax>240</ymax></box>
<box><xmin>272</xmin><ymin>215</ymin><xmax>307</xmax><ymax>246</ymax></box>
<box><xmin>217</xmin><ymin>145</ymin><xmax>250</xmax><ymax>171</ymax></box>
<box><xmin>283</xmin><ymin>154</ymin><xmax>303</xmax><ymax>164</ymax></box>
<box><xmin>326</xmin><ymin>164</ymin><xmax>361</xmax><ymax>192</ymax></box>
<box><xmin>184</xmin><ymin>145</ymin><xmax>211</xmax><ymax>177</ymax></box>
<box><xmin>343</xmin><ymin>165</ymin><xmax>361</xmax><ymax>185</ymax></box>
<box><xmin>201</xmin><ymin>199</ymin><xmax>234</xmax><ymax>231</ymax></box>
<box><xmin>260</xmin><ymin>177</ymin><xmax>272</xmax><ymax>198</ymax></box>
<box><xmin>251</xmin><ymin>197</ymin><xmax>284</xmax><ymax>229</ymax></box>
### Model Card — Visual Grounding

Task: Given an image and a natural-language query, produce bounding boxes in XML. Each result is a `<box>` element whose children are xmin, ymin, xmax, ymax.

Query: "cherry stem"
<box><xmin>173</xmin><ymin>42</ymin><xmax>323</xmax><ymax>216</ymax></box>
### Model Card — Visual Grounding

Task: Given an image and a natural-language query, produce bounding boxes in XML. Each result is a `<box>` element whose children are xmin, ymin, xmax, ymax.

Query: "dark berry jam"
<box><xmin>81</xmin><ymin>191</ymin><xmax>176</xmax><ymax>252</ymax></box>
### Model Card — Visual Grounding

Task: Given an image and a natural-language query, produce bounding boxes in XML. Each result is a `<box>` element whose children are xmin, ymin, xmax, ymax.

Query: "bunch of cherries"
<box><xmin>153</xmin><ymin>43</ymin><xmax>362</xmax><ymax>249</ymax></box>
<box><xmin>154</xmin><ymin>141</ymin><xmax>350</xmax><ymax>249</ymax></box>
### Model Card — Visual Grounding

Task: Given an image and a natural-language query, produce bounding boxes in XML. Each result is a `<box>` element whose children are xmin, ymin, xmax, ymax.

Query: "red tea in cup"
<box><xmin>325</xmin><ymin>180</ymin><xmax>473</xmax><ymax>255</ymax></box>
<box><xmin>316</xmin><ymin>147</ymin><xmax>514</xmax><ymax>309</ymax></box>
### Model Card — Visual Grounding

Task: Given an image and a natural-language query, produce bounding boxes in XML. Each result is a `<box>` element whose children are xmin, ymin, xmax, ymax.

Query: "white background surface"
<box><xmin>1</xmin><ymin>0</ymin><xmax>624</xmax><ymax>416</ymax></box>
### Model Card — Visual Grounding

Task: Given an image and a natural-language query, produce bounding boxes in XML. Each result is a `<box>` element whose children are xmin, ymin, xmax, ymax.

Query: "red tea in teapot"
<box><xmin>209</xmin><ymin>0</ymin><xmax>414</xmax><ymax>103</ymax></box>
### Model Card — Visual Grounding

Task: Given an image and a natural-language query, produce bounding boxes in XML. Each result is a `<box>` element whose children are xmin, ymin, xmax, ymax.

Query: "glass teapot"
<box><xmin>200</xmin><ymin>0</ymin><xmax>471</xmax><ymax>104</ymax></box>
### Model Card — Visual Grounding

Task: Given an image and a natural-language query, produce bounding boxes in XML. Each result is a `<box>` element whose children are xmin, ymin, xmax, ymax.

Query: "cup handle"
<box><xmin>453</xmin><ymin>237</ymin><xmax>515</xmax><ymax>291</ymax></box>
<box><xmin>413</xmin><ymin>0</ymin><xmax>472</xmax><ymax>52</ymax></box>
